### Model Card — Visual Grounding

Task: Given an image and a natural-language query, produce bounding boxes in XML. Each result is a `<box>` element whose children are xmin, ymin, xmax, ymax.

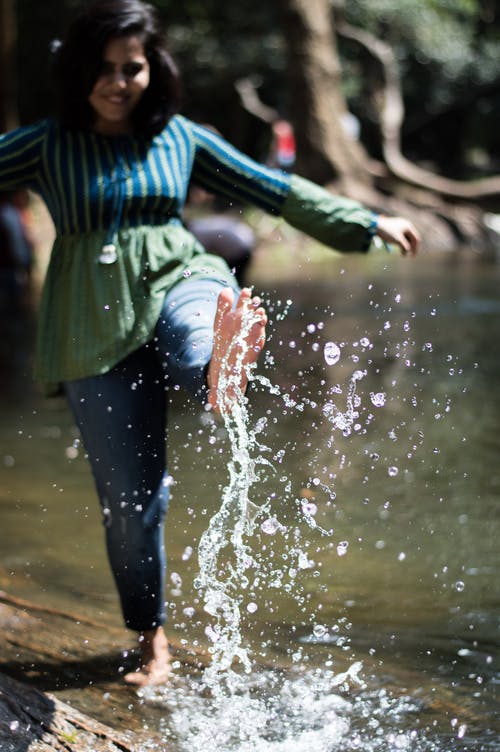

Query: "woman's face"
<box><xmin>88</xmin><ymin>35</ymin><xmax>150</xmax><ymax>135</ymax></box>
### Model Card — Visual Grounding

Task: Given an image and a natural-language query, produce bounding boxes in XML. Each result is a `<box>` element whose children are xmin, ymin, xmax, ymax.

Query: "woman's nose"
<box><xmin>112</xmin><ymin>73</ymin><xmax>127</xmax><ymax>87</ymax></box>
<box><xmin>104</xmin><ymin>70</ymin><xmax>127</xmax><ymax>87</ymax></box>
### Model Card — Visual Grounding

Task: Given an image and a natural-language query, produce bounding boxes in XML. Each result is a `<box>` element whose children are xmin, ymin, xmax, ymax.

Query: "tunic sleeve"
<box><xmin>281</xmin><ymin>174</ymin><xmax>377</xmax><ymax>253</ymax></box>
<box><xmin>187</xmin><ymin>119</ymin><xmax>291</xmax><ymax>215</ymax></box>
<box><xmin>0</xmin><ymin>121</ymin><xmax>47</xmax><ymax>191</ymax></box>
<box><xmin>185</xmin><ymin>119</ymin><xmax>376</xmax><ymax>253</ymax></box>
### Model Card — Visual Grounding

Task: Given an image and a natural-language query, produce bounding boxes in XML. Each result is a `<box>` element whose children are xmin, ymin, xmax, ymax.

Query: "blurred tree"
<box><xmin>0</xmin><ymin>0</ymin><xmax>17</xmax><ymax>130</ymax></box>
<box><xmin>5</xmin><ymin>0</ymin><xmax>500</xmax><ymax>245</ymax></box>
<box><xmin>335</xmin><ymin>11</ymin><xmax>500</xmax><ymax>200</ymax></box>
<box><xmin>278</xmin><ymin>0</ymin><xmax>373</xmax><ymax>193</ymax></box>
<box><xmin>16</xmin><ymin>0</ymin><xmax>80</xmax><ymax>125</ymax></box>
<box><xmin>10</xmin><ymin>0</ymin><xmax>500</xmax><ymax>188</ymax></box>
<box><xmin>338</xmin><ymin>0</ymin><xmax>500</xmax><ymax>180</ymax></box>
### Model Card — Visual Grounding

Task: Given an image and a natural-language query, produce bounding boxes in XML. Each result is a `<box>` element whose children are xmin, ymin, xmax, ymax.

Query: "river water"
<box><xmin>0</xmin><ymin>251</ymin><xmax>499</xmax><ymax>751</ymax></box>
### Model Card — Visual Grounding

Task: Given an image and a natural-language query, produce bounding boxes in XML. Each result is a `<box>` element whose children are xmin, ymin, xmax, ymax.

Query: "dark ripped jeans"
<box><xmin>64</xmin><ymin>276</ymin><xmax>239</xmax><ymax>631</ymax></box>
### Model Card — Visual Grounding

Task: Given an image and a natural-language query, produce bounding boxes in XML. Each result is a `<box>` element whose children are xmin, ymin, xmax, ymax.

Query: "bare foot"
<box><xmin>123</xmin><ymin>627</ymin><xmax>172</xmax><ymax>687</ymax></box>
<box><xmin>207</xmin><ymin>287</ymin><xmax>267</xmax><ymax>414</ymax></box>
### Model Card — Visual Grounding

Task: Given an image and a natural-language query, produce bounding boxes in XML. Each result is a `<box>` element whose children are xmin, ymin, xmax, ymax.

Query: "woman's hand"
<box><xmin>375</xmin><ymin>215</ymin><xmax>421</xmax><ymax>256</ymax></box>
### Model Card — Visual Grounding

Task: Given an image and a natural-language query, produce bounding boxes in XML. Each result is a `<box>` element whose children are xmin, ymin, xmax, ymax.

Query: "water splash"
<box><xmin>194</xmin><ymin>300</ymin><xmax>273</xmax><ymax>693</ymax></box>
<box><xmin>161</xmin><ymin>296</ymin><xmax>460</xmax><ymax>752</ymax></box>
<box><xmin>147</xmin><ymin>665</ymin><xmax>439</xmax><ymax>752</ymax></box>
<box><xmin>189</xmin><ymin>304</ymin><xmax>376</xmax><ymax>695</ymax></box>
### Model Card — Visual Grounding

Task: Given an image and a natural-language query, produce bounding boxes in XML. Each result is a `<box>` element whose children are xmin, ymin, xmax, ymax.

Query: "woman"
<box><xmin>0</xmin><ymin>0</ymin><xmax>419</xmax><ymax>686</ymax></box>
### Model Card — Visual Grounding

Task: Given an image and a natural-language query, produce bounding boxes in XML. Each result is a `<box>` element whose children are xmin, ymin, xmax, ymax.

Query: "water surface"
<box><xmin>1</xmin><ymin>252</ymin><xmax>499</xmax><ymax>750</ymax></box>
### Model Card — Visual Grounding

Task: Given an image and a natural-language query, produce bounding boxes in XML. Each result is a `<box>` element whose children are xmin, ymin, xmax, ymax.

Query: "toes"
<box><xmin>214</xmin><ymin>288</ymin><xmax>234</xmax><ymax>333</ymax></box>
<box><xmin>217</xmin><ymin>287</ymin><xmax>235</xmax><ymax>311</ymax></box>
<box><xmin>236</xmin><ymin>287</ymin><xmax>253</xmax><ymax>310</ymax></box>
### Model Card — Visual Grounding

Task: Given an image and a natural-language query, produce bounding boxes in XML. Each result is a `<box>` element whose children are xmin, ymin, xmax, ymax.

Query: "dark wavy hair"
<box><xmin>52</xmin><ymin>0</ymin><xmax>181</xmax><ymax>139</ymax></box>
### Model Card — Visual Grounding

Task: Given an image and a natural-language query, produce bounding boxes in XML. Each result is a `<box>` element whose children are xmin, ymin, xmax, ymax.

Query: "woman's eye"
<box><xmin>123</xmin><ymin>63</ymin><xmax>143</xmax><ymax>77</ymax></box>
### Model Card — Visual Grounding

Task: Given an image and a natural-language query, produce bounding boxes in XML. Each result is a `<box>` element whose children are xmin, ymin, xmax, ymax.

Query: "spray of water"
<box><xmin>149</xmin><ymin>294</ymin><xmax>458</xmax><ymax>752</ymax></box>
<box><xmin>193</xmin><ymin>298</ymin><xmax>274</xmax><ymax>694</ymax></box>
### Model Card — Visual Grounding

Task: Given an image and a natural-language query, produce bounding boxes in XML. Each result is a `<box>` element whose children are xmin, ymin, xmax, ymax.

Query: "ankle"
<box><xmin>138</xmin><ymin>627</ymin><xmax>169</xmax><ymax>654</ymax></box>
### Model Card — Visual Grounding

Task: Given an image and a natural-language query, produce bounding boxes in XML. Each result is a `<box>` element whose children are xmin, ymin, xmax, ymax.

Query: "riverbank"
<box><xmin>0</xmin><ymin>573</ymin><xmax>208</xmax><ymax>751</ymax></box>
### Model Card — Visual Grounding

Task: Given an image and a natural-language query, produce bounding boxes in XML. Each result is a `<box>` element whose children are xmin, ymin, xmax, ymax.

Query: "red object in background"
<box><xmin>271</xmin><ymin>120</ymin><xmax>296</xmax><ymax>169</ymax></box>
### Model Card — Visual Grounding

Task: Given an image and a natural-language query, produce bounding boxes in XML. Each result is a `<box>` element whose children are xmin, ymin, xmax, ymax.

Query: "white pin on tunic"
<box><xmin>99</xmin><ymin>243</ymin><xmax>118</xmax><ymax>264</ymax></box>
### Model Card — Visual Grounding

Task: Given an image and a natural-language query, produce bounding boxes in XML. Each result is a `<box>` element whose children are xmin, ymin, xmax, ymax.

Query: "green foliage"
<box><xmin>346</xmin><ymin>0</ymin><xmax>496</xmax><ymax>81</ymax></box>
<box><xmin>149</xmin><ymin>0</ymin><xmax>286</xmax><ymax>152</ymax></box>
<box><xmin>341</xmin><ymin>0</ymin><xmax>500</xmax><ymax>176</ymax></box>
<box><xmin>11</xmin><ymin>0</ymin><xmax>499</xmax><ymax>178</ymax></box>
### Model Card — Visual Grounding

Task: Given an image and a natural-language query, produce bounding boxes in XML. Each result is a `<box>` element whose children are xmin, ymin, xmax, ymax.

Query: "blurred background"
<box><xmin>1</xmin><ymin>1</ymin><xmax>499</xmax><ymax>189</ymax></box>
<box><xmin>1</xmin><ymin>2</ymin><xmax>499</xmax><ymax>750</ymax></box>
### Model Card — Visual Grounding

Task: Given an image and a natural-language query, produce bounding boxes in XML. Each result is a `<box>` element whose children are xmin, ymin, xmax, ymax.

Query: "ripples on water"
<box><xmin>1</xmin><ymin>259</ymin><xmax>499</xmax><ymax>751</ymax></box>
<box><xmin>135</xmin><ymin>289</ymin><xmax>495</xmax><ymax>752</ymax></box>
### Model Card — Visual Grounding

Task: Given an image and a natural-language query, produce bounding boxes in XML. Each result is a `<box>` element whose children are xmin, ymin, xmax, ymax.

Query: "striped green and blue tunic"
<box><xmin>0</xmin><ymin>114</ymin><xmax>375</xmax><ymax>390</ymax></box>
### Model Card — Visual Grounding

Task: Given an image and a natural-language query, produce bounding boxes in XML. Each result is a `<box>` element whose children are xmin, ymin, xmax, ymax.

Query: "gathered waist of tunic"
<box><xmin>34</xmin><ymin>224</ymin><xmax>235</xmax><ymax>392</ymax></box>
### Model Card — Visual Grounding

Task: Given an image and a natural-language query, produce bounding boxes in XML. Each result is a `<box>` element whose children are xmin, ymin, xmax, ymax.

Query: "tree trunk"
<box><xmin>337</xmin><ymin>21</ymin><xmax>500</xmax><ymax>201</ymax></box>
<box><xmin>0</xmin><ymin>0</ymin><xmax>18</xmax><ymax>131</ymax></box>
<box><xmin>279</xmin><ymin>0</ymin><xmax>372</xmax><ymax>192</ymax></box>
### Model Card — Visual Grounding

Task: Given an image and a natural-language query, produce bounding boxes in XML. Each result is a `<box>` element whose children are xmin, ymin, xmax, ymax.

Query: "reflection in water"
<box><xmin>0</xmin><ymin>255</ymin><xmax>499</xmax><ymax>750</ymax></box>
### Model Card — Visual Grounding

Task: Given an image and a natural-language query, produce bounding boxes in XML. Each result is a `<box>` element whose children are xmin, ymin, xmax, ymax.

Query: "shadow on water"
<box><xmin>0</xmin><ymin>251</ymin><xmax>499</xmax><ymax>751</ymax></box>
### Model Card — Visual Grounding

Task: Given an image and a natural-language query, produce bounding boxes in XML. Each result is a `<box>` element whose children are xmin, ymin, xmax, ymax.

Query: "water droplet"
<box><xmin>360</xmin><ymin>337</ymin><xmax>370</xmax><ymax>347</ymax></box>
<box><xmin>247</xmin><ymin>602</ymin><xmax>258</xmax><ymax>613</ymax></box>
<box><xmin>388</xmin><ymin>466</ymin><xmax>399</xmax><ymax>477</ymax></box>
<box><xmin>324</xmin><ymin>341</ymin><xmax>341</xmax><ymax>366</ymax></box>
<box><xmin>298</xmin><ymin>551</ymin><xmax>313</xmax><ymax>569</ymax></box>
<box><xmin>183</xmin><ymin>268</ymin><xmax>192</xmax><ymax>278</ymax></box>
<box><xmin>205</xmin><ymin>624</ymin><xmax>220</xmax><ymax>642</ymax></box>
<box><xmin>261</xmin><ymin>517</ymin><xmax>281</xmax><ymax>535</ymax></box>
<box><xmin>307</xmin><ymin>323</ymin><xmax>316</xmax><ymax>333</ymax></box>
<box><xmin>301</xmin><ymin>500</ymin><xmax>317</xmax><ymax>516</ymax></box>
<box><xmin>352</xmin><ymin>369</ymin><xmax>365</xmax><ymax>382</ymax></box>
<box><xmin>454</xmin><ymin>580</ymin><xmax>465</xmax><ymax>592</ymax></box>
<box><xmin>398</xmin><ymin>552</ymin><xmax>406</xmax><ymax>561</ymax></box>
<box><xmin>313</xmin><ymin>624</ymin><xmax>327</xmax><ymax>638</ymax></box>
<box><xmin>370</xmin><ymin>391</ymin><xmax>386</xmax><ymax>407</ymax></box>
<box><xmin>182</xmin><ymin>546</ymin><xmax>193</xmax><ymax>561</ymax></box>
<box><xmin>170</xmin><ymin>572</ymin><xmax>182</xmax><ymax>589</ymax></box>
<box><xmin>337</xmin><ymin>540</ymin><xmax>349</xmax><ymax>556</ymax></box>
<box><xmin>9</xmin><ymin>721</ymin><xmax>19</xmax><ymax>732</ymax></box>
